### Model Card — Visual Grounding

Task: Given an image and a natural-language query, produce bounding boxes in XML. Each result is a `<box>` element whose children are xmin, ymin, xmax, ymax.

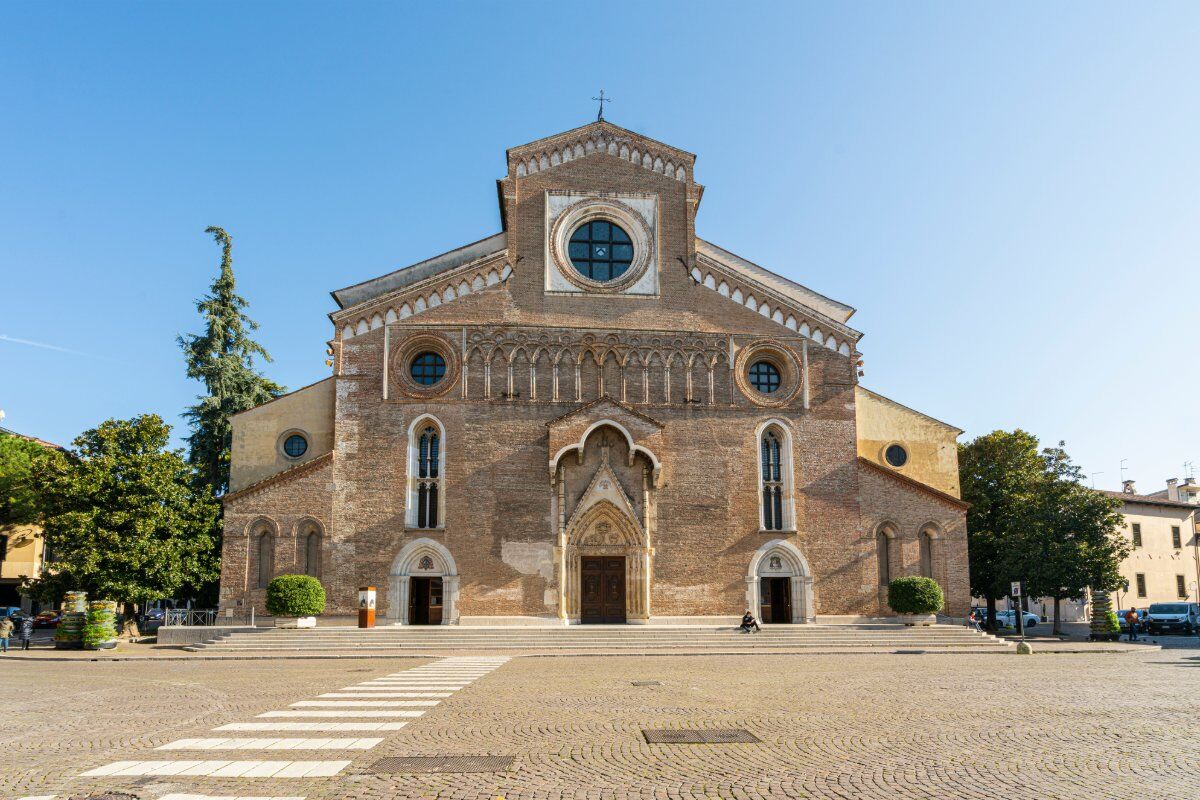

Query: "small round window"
<box><xmin>748</xmin><ymin>360</ymin><xmax>781</xmax><ymax>394</ymax></box>
<box><xmin>283</xmin><ymin>434</ymin><xmax>308</xmax><ymax>458</ymax></box>
<box><xmin>410</xmin><ymin>352</ymin><xmax>447</xmax><ymax>386</ymax></box>
<box><xmin>567</xmin><ymin>220</ymin><xmax>633</xmax><ymax>282</ymax></box>
<box><xmin>885</xmin><ymin>444</ymin><xmax>908</xmax><ymax>468</ymax></box>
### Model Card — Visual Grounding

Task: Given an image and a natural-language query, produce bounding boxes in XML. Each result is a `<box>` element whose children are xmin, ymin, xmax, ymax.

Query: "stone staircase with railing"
<box><xmin>182</xmin><ymin>623</ymin><xmax>1011</xmax><ymax>655</ymax></box>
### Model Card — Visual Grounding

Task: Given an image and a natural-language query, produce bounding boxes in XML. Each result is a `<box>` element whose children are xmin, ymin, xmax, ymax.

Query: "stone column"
<box><xmin>745</xmin><ymin>575</ymin><xmax>761</xmax><ymax>619</ymax></box>
<box><xmin>443</xmin><ymin>575</ymin><xmax>460</xmax><ymax>625</ymax></box>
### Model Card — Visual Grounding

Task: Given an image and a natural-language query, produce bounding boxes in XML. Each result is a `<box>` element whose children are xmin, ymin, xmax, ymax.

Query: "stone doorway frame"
<box><xmin>387</xmin><ymin>537</ymin><xmax>459</xmax><ymax>625</ymax></box>
<box><xmin>561</xmin><ymin>501</ymin><xmax>651</xmax><ymax>624</ymax></box>
<box><xmin>746</xmin><ymin>538</ymin><xmax>815</xmax><ymax>624</ymax></box>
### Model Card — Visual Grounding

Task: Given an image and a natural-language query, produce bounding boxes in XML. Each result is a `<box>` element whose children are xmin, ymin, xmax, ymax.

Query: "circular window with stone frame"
<box><xmin>278</xmin><ymin>429</ymin><xmax>311</xmax><ymax>461</ymax></box>
<box><xmin>884</xmin><ymin>443</ymin><xmax>909</xmax><ymax>469</ymax></box>
<box><xmin>733</xmin><ymin>342</ymin><xmax>802</xmax><ymax>407</ymax></box>
<box><xmin>391</xmin><ymin>334</ymin><xmax>460</xmax><ymax>399</ymax></box>
<box><xmin>548</xmin><ymin>198</ymin><xmax>654</xmax><ymax>293</ymax></box>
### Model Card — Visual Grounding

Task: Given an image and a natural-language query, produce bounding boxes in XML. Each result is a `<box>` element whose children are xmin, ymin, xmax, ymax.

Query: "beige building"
<box><xmin>1015</xmin><ymin>478</ymin><xmax>1200</xmax><ymax>623</ymax></box>
<box><xmin>0</xmin><ymin>427</ymin><xmax>61</xmax><ymax>612</ymax></box>
<box><xmin>1105</xmin><ymin>479</ymin><xmax>1200</xmax><ymax>611</ymax></box>
<box><xmin>217</xmin><ymin>120</ymin><xmax>970</xmax><ymax>625</ymax></box>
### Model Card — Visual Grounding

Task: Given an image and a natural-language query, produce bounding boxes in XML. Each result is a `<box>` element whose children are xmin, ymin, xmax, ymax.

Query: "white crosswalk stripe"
<box><xmin>291</xmin><ymin>700</ymin><xmax>437</xmax><ymax>707</ymax></box>
<box><xmin>257</xmin><ymin>709</ymin><xmax>425</xmax><ymax>718</ymax></box>
<box><xmin>339</xmin><ymin>684</ymin><xmax>463</xmax><ymax>690</ymax></box>
<box><xmin>157</xmin><ymin>737</ymin><xmax>382</xmax><ymax>751</ymax></box>
<box><xmin>69</xmin><ymin>657</ymin><xmax>510</xmax><ymax>788</ymax></box>
<box><xmin>214</xmin><ymin>722</ymin><xmax>408</xmax><ymax>732</ymax></box>
<box><xmin>158</xmin><ymin>795</ymin><xmax>306</xmax><ymax>800</ymax></box>
<box><xmin>319</xmin><ymin>692</ymin><xmax>451</xmax><ymax>698</ymax></box>
<box><xmin>81</xmin><ymin>760</ymin><xmax>351</xmax><ymax>777</ymax></box>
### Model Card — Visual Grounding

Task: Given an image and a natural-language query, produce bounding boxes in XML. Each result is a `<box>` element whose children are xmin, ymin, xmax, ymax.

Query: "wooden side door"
<box><xmin>771</xmin><ymin>577</ymin><xmax>792</xmax><ymax>624</ymax></box>
<box><xmin>581</xmin><ymin>557</ymin><xmax>604</xmax><ymax>623</ymax></box>
<box><xmin>428</xmin><ymin>577</ymin><xmax>444</xmax><ymax>625</ymax></box>
<box><xmin>409</xmin><ymin>577</ymin><xmax>429</xmax><ymax>625</ymax></box>
<box><xmin>601</xmin><ymin>556</ymin><xmax>626</xmax><ymax>623</ymax></box>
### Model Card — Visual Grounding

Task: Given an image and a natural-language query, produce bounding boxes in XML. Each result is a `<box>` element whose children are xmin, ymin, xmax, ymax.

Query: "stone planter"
<box><xmin>898</xmin><ymin>614</ymin><xmax>937</xmax><ymax>626</ymax></box>
<box><xmin>274</xmin><ymin>616</ymin><xmax>317</xmax><ymax>629</ymax></box>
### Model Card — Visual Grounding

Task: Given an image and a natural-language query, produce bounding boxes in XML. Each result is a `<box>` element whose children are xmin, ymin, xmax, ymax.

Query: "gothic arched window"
<box><xmin>304</xmin><ymin>528</ymin><xmax>322</xmax><ymax>577</ymax></box>
<box><xmin>919</xmin><ymin>531</ymin><xmax>933</xmax><ymax>578</ymax></box>
<box><xmin>877</xmin><ymin>530</ymin><xmax>892</xmax><ymax>586</ymax></box>
<box><xmin>409</xmin><ymin>418</ymin><xmax>444</xmax><ymax>529</ymax></box>
<box><xmin>256</xmin><ymin>530</ymin><xmax>274</xmax><ymax>589</ymax></box>
<box><xmin>760</xmin><ymin>428</ymin><xmax>786</xmax><ymax>530</ymax></box>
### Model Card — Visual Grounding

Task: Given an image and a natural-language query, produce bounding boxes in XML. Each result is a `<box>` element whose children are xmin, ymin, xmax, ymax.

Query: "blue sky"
<box><xmin>2</xmin><ymin>3</ymin><xmax>1197</xmax><ymax>492</ymax></box>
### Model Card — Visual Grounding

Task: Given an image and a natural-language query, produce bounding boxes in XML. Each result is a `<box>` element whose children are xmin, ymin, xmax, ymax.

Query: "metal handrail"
<box><xmin>164</xmin><ymin>609</ymin><xmax>218</xmax><ymax>627</ymax></box>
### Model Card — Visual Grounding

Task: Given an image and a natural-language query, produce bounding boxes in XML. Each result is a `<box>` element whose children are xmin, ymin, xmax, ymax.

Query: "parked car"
<box><xmin>1145</xmin><ymin>603</ymin><xmax>1200</xmax><ymax>635</ymax></box>
<box><xmin>0</xmin><ymin>606</ymin><xmax>23</xmax><ymax>619</ymax></box>
<box><xmin>33</xmin><ymin>610</ymin><xmax>61</xmax><ymax>628</ymax></box>
<box><xmin>140</xmin><ymin>608</ymin><xmax>167</xmax><ymax>629</ymax></box>
<box><xmin>995</xmin><ymin>609</ymin><xmax>1040</xmax><ymax>629</ymax></box>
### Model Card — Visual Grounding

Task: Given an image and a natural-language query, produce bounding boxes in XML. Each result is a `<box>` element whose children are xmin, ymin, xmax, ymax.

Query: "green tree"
<box><xmin>958</xmin><ymin>430</ymin><xmax>1045</xmax><ymax>629</ymax></box>
<box><xmin>0</xmin><ymin>432</ymin><xmax>62</xmax><ymax>525</ymax></box>
<box><xmin>1025</xmin><ymin>443</ymin><xmax>1129</xmax><ymax>634</ymax></box>
<box><xmin>25</xmin><ymin>415</ymin><xmax>220</xmax><ymax>620</ymax></box>
<box><xmin>178</xmin><ymin>226</ymin><xmax>283</xmax><ymax>496</ymax></box>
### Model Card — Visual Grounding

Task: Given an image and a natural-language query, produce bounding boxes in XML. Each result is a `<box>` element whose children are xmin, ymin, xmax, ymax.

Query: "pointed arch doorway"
<box><xmin>387</xmin><ymin>537</ymin><xmax>460</xmax><ymax>625</ymax></box>
<box><xmin>746</xmin><ymin>539</ymin><xmax>815</xmax><ymax>624</ymax></box>
<box><xmin>563</xmin><ymin>501</ymin><xmax>650</xmax><ymax>624</ymax></box>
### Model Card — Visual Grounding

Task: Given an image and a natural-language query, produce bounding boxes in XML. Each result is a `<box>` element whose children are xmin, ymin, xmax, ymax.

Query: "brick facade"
<box><xmin>219</xmin><ymin>121</ymin><xmax>969</xmax><ymax>622</ymax></box>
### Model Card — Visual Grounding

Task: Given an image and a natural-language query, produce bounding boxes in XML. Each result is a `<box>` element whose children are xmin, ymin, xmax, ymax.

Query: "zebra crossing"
<box><xmin>64</xmin><ymin>656</ymin><xmax>509</xmax><ymax>798</ymax></box>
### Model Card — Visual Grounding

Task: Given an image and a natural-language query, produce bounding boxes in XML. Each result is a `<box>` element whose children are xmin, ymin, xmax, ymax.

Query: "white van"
<box><xmin>1145</xmin><ymin>602</ymin><xmax>1200</xmax><ymax>635</ymax></box>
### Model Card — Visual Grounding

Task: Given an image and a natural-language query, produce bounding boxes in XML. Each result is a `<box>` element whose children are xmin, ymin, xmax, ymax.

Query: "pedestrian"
<box><xmin>0</xmin><ymin>614</ymin><xmax>12</xmax><ymax>654</ymax></box>
<box><xmin>1125</xmin><ymin>607</ymin><xmax>1139</xmax><ymax>642</ymax></box>
<box><xmin>739</xmin><ymin>610</ymin><xmax>761</xmax><ymax>633</ymax></box>
<box><xmin>15</xmin><ymin>614</ymin><xmax>34</xmax><ymax>651</ymax></box>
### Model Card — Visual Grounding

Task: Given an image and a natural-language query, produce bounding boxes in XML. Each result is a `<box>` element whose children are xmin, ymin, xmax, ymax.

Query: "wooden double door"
<box><xmin>760</xmin><ymin>577</ymin><xmax>792</xmax><ymax>624</ymax></box>
<box><xmin>409</xmin><ymin>577</ymin><xmax>443</xmax><ymax>625</ymax></box>
<box><xmin>581</xmin><ymin>556</ymin><xmax>626</xmax><ymax>624</ymax></box>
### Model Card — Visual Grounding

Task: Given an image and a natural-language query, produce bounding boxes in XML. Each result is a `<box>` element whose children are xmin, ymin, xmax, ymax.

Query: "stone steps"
<box><xmin>184</xmin><ymin>624</ymin><xmax>1010</xmax><ymax>654</ymax></box>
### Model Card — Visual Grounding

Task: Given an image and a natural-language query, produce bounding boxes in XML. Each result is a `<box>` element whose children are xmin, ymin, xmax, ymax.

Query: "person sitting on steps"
<box><xmin>739</xmin><ymin>610</ymin><xmax>761</xmax><ymax>633</ymax></box>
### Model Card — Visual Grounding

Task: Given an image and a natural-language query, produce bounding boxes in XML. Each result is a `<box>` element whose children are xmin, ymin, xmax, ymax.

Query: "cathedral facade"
<box><xmin>218</xmin><ymin>121</ymin><xmax>970</xmax><ymax>625</ymax></box>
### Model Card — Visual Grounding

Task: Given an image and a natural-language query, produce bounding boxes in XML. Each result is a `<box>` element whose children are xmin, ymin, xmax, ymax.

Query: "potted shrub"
<box><xmin>83</xmin><ymin>600</ymin><xmax>119</xmax><ymax>650</ymax></box>
<box><xmin>267</xmin><ymin>574</ymin><xmax>326</xmax><ymax>628</ymax></box>
<box><xmin>1088</xmin><ymin>591</ymin><xmax>1121</xmax><ymax>642</ymax></box>
<box><xmin>887</xmin><ymin>576</ymin><xmax>944</xmax><ymax>625</ymax></box>
<box><xmin>54</xmin><ymin>590</ymin><xmax>88</xmax><ymax>649</ymax></box>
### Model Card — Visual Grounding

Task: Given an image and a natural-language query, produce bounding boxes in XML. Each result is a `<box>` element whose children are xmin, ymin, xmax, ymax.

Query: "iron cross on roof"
<box><xmin>592</xmin><ymin>89</ymin><xmax>612</xmax><ymax>122</ymax></box>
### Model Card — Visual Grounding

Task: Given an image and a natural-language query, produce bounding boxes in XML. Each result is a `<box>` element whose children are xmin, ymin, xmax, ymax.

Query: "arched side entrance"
<box><xmin>745</xmin><ymin>539</ymin><xmax>814</xmax><ymax>624</ymax></box>
<box><xmin>387</xmin><ymin>537</ymin><xmax>459</xmax><ymax>625</ymax></box>
<box><xmin>562</xmin><ymin>500</ymin><xmax>651</xmax><ymax>624</ymax></box>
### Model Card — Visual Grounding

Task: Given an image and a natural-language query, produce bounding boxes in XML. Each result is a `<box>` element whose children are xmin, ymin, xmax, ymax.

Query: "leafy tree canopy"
<box><xmin>26</xmin><ymin>414</ymin><xmax>220</xmax><ymax>606</ymax></box>
<box><xmin>959</xmin><ymin>429</ymin><xmax>1045</xmax><ymax>602</ymax></box>
<box><xmin>960</xmin><ymin>430</ymin><xmax>1128</xmax><ymax>632</ymax></box>
<box><xmin>178</xmin><ymin>226</ymin><xmax>284</xmax><ymax>495</ymax></box>
<box><xmin>0</xmin><ymin>432</ymin><xmax>63</xmax><ymax>525</ymax></box>
<box><xmin>1025</xmin><ymin>444</ymin><xmax>1129</xmax><ymax>621</ymax></box>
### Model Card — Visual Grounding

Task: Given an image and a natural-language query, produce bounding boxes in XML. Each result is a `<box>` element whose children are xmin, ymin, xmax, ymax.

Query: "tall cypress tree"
<box><xmin>179</xmin><ymin>226</ymin><xmax>284</xmax><ymax>495</ymax></box>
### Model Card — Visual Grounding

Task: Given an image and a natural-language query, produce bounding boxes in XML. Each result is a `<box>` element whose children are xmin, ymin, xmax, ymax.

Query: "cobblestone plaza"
<box><xmin>5</xmin><ymin>646</ymin><xmax>1199</xmax><ymax>799</ymax></box>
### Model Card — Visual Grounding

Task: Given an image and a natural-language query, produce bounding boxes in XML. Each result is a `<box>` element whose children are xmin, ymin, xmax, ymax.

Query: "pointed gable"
<box><xmin>564</xmin><ymin>457</ymin><xmax>644</xmax><ymax>537</ymax></box>
<box><xmin>504</xmin><ymin>120</ymin><xmax>698</xmax><ymax>188</ymax></box>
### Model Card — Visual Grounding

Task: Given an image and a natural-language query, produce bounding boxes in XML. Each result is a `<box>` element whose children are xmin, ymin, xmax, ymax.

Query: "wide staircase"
<box><xmin>183</xmin><ymin>623</ymin><xmax>1010</xmax><ymax>655</ymax></box>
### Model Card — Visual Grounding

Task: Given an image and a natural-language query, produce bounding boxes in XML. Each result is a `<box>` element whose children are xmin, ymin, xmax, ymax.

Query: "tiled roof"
<box><xmin>222</xmin><ymin>452</ymin><xmax>333</xmax><ymax>505</ymax></box>
<box><xmin>857</xmin><ymin>457</ymin><xmax>970</xmax><ymax>510</ymax></box>
<box><xmin>0</xmin><ymin>426</ymin><xmax>65</xmax><ymax>451</ymax></box>
<box><xmin>1098</xmin><ymin>489</ymin><xmax>1198</xmax><ymax>510</ymax></box>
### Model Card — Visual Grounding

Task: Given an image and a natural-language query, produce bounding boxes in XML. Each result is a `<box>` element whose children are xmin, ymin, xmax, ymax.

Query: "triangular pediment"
<box><xmin>564</xmin><ymin>460</ymin><xmax>643</xmax><ymax>538</ymax></box>
<box><xmin>547</xmin><ymin>395</ymin><xmax>662</xmax><ymax>430</ymax></box>
<box><xmin>505</xmin><ymin>120</ymin><xmax>699</xmax><ymax>187</ymax></box>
